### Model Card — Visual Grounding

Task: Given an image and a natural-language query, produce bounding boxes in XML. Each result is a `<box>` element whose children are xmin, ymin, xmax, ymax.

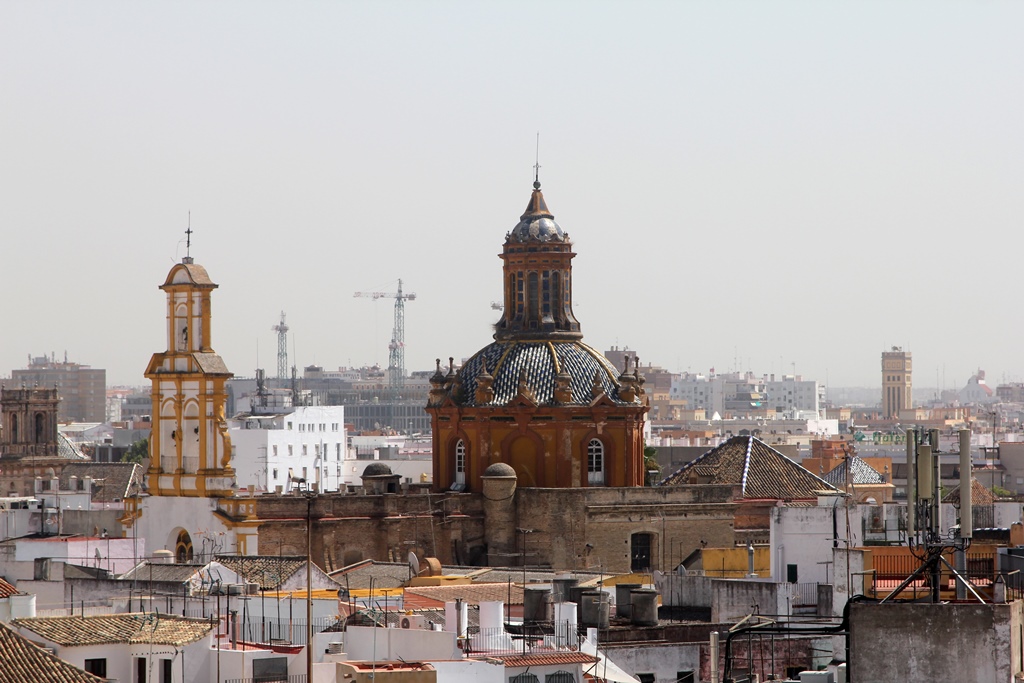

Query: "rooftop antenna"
<box><xmin>533</xmin><ymin>132</ymin><xmax>541</xmax><ymax>189</ymax></box>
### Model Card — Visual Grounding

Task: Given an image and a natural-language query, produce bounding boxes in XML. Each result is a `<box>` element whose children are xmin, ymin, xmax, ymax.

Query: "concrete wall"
<box><xmin>849</xmin><ymin>601</ymin><xmax>1024</xmax><ymax>683</ymax></box>
<box><xmin>710</xmin><ymin>580</ymin><xmax>794</xmax><ymax>622</ymax></box>
<box><xmin>656</xmin><ymin>574</ymin><xmax>713</xmax><ymax>608</ymax></box>
<box><xmin>770</xmin><ymin>502</ymin><xmax>863</xmax><ymax>585</ymax></box>
<box><xmin>343</xmin><ymin>625</ymin><xmax>459</xmax><ymax>661</ymax></box>
<box><xmin>605</xmin><ymin>641</ymin><xmax>701</xmax><ymax>683</ymax></box>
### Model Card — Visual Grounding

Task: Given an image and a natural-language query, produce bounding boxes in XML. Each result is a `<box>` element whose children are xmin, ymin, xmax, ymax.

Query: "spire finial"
<box><xmin>533</xmin><ymin>132</ymin><xmax>541</xmax><ymax>190</ymax></box>
<box><xmin>184</xmin><ymin>211</ymin><xmax>193</xmax><ymax>262</ymax></box>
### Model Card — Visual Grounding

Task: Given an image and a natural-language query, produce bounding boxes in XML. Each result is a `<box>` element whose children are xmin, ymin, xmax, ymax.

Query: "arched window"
<box><xmin>10</xmin><ymin>414</ymin><xmax>17</xmax><ymax>443</ymax></box>
<box><xmin>34</xmin><ymin>413</ymin><xmax>45</xmax><ymax>443</ymax></box>
<box><xmin>511</xmin><ymin>674</ymin><xmax>540</xmax><ymax>683</ymax></box>
<box><xmin>527</xmin><ymin>272</ymin><xmax>539</xmax><ymax>327</ymax></box>
<box><xmin>175</xmin><ymin>530</ymin><xmax>193</xmax><ymax>563</ymax></box>
<box><xmin>546</xmin><ymin>672</ymin><xmax>576</xmax><ymax>683</ymax></box>
<box><xmin>455</xmin><ymin>439</ymin><xmax>466</xmax><ymax>486</ymax></box>
<box><xmin>587</xmin><ymin>439</ymin><xmax>605</xmax><ymax>485</ymax></box>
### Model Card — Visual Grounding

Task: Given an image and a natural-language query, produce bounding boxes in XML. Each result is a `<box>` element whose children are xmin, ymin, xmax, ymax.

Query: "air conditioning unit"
<box><xmin>399</xmin><ymin>615</ymin><xmax>428</xmax><ymax>630</ymax></box>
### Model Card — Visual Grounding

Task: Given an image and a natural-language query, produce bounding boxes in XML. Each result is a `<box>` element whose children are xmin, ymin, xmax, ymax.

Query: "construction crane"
<box><xmin>271</xmin><ymin>311</ymin><xmax>289</xmax><ymax>381</ymax></box>
<box><xmin>353</xmin><ymin>279</ymin><xmax>416</xmax><ymax>398</ymax></box>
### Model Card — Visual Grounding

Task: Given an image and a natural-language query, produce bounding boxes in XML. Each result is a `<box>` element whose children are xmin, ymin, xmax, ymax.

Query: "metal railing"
<box><xmin>789</xmin><ymin>582</ymin><xmax>819</xmax><ymax>607</ymax></box>
<box><xmin>464</xmin><ymin>623</ymin><xmax>581</xmax><ymax>657</ymax></box>
<box><xmin>224</xmin><ymin>676</ymin><xmax>306</xmax><ymax>683</ymax></box>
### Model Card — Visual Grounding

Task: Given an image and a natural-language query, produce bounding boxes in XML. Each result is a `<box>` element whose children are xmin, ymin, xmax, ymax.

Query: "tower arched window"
<box><xmin>587</xmin><ymin>438</ymin><xmax>605</xmax><ymax>485</ymax></box>
<box><xmin>9</xmin><ymin>414</ymin><xmax>17</xmax><ymax>443</ymax></box>
<box><xmin>455</xmin><ymin>439</ymin><xmax>466</xmax><ymax>486</ymax></box>
<box><xmin>527</xmin><ymin>272</ymin><xmax>539</xmax><ymax>328</ymax></box>
<box><xmin>34</xmin><ymin>413</ymin><xmax>45</xmax><ymax>443</ymax></box>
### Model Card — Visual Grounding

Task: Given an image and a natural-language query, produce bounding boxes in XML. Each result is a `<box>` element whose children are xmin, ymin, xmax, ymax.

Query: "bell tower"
<box><xmin>144</xmin><ymin>255</ymin><xmax>234</xmax><ymax>497</ymax></box>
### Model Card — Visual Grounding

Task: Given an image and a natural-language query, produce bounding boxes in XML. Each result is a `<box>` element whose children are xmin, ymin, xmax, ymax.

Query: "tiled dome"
<box><xmin>454</xmin><ymin>340</ymin><xmax>638</xmax><ymax>407</ymax></box>
<box><xmin>507</xmin><ymin>181</ymin><xmax>567</xmax><ymax>243</ymax></box>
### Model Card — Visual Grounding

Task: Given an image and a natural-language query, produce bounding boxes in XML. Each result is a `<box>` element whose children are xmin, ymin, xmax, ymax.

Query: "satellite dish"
<box><xmin>408</xmin><ymin>551</ymin><xmax>420</xmax><ymax>578</ymax></box>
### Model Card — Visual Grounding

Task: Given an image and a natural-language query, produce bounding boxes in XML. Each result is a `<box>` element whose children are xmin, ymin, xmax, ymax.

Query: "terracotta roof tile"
<box><xmin>659</xmin><ymin>436</ymin><xmax>839</xmax><ymax>500</ymax></box>
<box><xmin>60</xmin><ymin>462</ymin><xmax>143</xmax><ymax>502</ymax></box>
<box><xmin>943</xmin><ymin>478</ymin><xmax>996</xmax><ymax>506</ymax></box>
<box><xmin>404</xmin><ymin>583</ymin><xmax>525</xmax><ymax>608</ymax></box>
<box><xmin>0</xmin><ymin>577</ymin><xmax>18</xmax><ymax>599</ymax></box>
<box><xmin>497</xmin><ymin>652</ymin><xmax>599</xmax><ymax>667</ymax></box>
<box><xmin>15</xmin><ymin>613</ymin><xmax>214</xmax><ymax>647</ymax></box>
<box><xmin>0</xmin><ymin>621</ymin><xmax>104</xmax><ymax>683</ymax></box>
<box><xmin>215</xmin><ymin>555</ymin><xmax>306</xmax><ymax>589</ymax></box>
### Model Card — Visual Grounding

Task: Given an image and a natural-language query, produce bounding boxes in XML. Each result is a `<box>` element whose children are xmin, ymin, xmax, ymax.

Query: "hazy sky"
<box><xmin>2</xmin><ymin>2</ymin><xmax>1022</xmax><ymax>389</ymax></box>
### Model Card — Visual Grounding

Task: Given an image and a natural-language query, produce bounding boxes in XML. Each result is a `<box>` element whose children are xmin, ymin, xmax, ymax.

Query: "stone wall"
<box><xmin>254</xmin><ymin>484</ymin><xmax>737</xmax><ymax>574</ymax></box>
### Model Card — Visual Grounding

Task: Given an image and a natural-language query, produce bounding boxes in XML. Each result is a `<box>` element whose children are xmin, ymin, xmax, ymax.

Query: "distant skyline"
<box><xmin>2</xmin><ymin>3</ymin><xmax>1022</xmax><ymax>387</ymax></box>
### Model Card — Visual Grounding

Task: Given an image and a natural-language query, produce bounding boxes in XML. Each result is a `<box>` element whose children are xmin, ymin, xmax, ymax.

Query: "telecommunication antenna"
<box><xmin>271</xmin><ymin>312</ymin><xmax>290</xmax><ymax>381</ymax></box>
<box><xmin>354</xmin><ymin>279</ymin><xmax>417</xmax><ymax>399</ymax></box>
<box><xmin>880</xmin><ymin>428</ymin><xmax>981</xmax><ymax>603</ymax></box>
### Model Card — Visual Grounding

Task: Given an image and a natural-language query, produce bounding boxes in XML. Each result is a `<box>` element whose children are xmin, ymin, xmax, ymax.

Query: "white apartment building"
<box><xmin>671</xmin><ymin>371</ymin><xmax>822</xmax><ymax>417</ymax></box>
<box><xmin>230</xmin><ymin>405</ymin><xmax>348</xmax><ymax>494</ymax></box>
<box><xmin>764</xmin><ymin>374</ymin><xmax>823</xmax><ymax>414</ymax></box>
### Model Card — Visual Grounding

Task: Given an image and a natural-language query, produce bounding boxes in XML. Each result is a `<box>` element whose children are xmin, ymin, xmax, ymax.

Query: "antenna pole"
<box><xmin>533</xmin><ymin>132</ymin><xmax>541</xmax><ymax>186</ymax></box>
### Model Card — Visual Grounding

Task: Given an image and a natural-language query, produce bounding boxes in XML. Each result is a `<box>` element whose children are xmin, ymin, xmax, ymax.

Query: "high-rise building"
<box><xmin>881</xmin><ymin>346</ymin><xmax>912</xmax><ymax>419</ymax></box>
<box><xmin>10</xmin><ymin>354</ymin><xmax>106</xmax><ymax>423</ymax></box>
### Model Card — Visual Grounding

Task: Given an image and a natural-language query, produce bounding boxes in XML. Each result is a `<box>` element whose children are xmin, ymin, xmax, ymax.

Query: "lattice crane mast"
<box><xmin>271</xmin><ymin>311</ymin><xmax>289</xmax><ymax>381</ymax></box>
<box><xmin>353</xmin><ymin>279</ymin><xmax>416</xmax><ymax>398</ymax></box>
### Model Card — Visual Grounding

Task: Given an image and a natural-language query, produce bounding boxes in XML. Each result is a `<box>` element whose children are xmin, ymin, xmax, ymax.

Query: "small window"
<box><xmin>272</xmin><ymin>445</ymin><xmax>278</xmax><ymax>457</ymax></box>
<box><xmin>455</xmin><ymin>439</ymin><xmax>466</xmax><ymax>485</ymax></box>
<box><xmin>302</xmin><ymin>445</ymin><xmax>308</xmax><ymax>456</ymax></box>
<box><xmin>287</xmin><ymin>422</ymin><xmax>293</xmax><ymax>430</ymax></box>
<box><xmin>161</xmin><ymin>658</ymin><xmax>173</xmax><ymax>683</ymax></box>
<box><xmin>272</xmin><ymin>468</ymin><xmax>278</xmax><ymax>480</ymax></box>
<box><xmin>299</xmin><ymin>424</ymin><xmax>304</xmax><ymax>433</ymax></box>
<box><xmin>587</xmin><ymin>439</ymin><xmax>605</xmax><ymax>485</ymax></box>
<box><xmin>84</xmin><ymin>659</ymin><xmax>107</xmax><ymax>677</ymax></box>
<box><xmin>288</xmin><ymin>445</ymin><xmax>293</xmax><ymax>456</ymax></box>
<box><xmin>676</xmin><ymin>673</ymin><xmax>695</xmax><ymax>683</ymax></box>
<box><xmin>637</xmin><ymin>675</ymin><xmax>656</xmax><ymax>683</ymax></box>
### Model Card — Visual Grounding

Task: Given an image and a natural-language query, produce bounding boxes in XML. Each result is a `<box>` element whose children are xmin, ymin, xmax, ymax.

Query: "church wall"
<box><xmin>513</xmin><ymin>485</ymin><xmax>738</xmax><ymax>574</ymax></box>
<box><xmin>256</xmin><ymin>492</ymin><xmax>487</xmax><ymax>570</ymax></box>
<box><xmin>434</xmin><ymin>409</ymin><xmax>646</xmax><ymax>492</ymax></box>
<box><xmin>253</xmin><ymin>486</ymin><xmax>737</xmax><ymax>575</ymax></box>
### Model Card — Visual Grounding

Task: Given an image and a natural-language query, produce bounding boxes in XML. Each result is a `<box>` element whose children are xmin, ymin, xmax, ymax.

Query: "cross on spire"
<box><xmin>185</xmin><ymin>212</ymin><xmax>192</xmax><ymax>258</ymax></box>
<box><xmin>533</xmin><ymin>131</ymin><xmax>541</xmax><ymax>189</ymax></box>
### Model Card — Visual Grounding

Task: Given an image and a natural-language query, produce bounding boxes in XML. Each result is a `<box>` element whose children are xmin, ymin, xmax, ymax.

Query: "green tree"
<box><xmin>124</xmin><ymin>437</ymin><xmax>149</xmax><ymax>464</ymax></box>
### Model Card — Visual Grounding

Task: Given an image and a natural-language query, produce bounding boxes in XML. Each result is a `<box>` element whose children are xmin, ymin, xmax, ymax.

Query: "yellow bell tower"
<box><xmin>144</xmin><ymin>254</ymin><xmax>235</xmax><ymax>497</ymax></box>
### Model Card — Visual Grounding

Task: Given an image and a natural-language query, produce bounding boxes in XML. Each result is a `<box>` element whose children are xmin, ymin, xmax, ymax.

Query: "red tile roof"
<box><xmin>0</xmin><ymin>578</ymin><xmax>18</xmax><ymax>600</ymax></box>
<box><xmin>0</xmin><ymin>621</ymin><xmax>104</xmax><ymax>683</ymax></box>
<box><xmin>15</xmin><ymin>613</ymin><xmax>214</xmax><ymax>647</ymax></box>
<box><xmin>498</xmin><ymin>652</ymin><xmax>599</xmax><ymax>667</ymax></box>
<box><xmin>404</xmin><ymin>583</ymin><xmax>524</xmax><ymax>609</ymax></box>
<box><xmin>659</xmin><ymin>435</ymin><xmax>839</xmax><ymax>500</ymax></box>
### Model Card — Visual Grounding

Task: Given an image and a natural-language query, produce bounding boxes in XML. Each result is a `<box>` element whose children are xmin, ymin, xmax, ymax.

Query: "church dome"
<box><xmin>361</xmin><ymin>462</ymin><xmax>393</xmax><ymax>477</ymax></box>
<box><xmin>452</xmin><ymin>339</ymin><xmax>639</xmax><ymax>407</ymax></box>
<box><xmin>483</xmin><ymin>462</ymin><xmax>517</xmax><ymax>477</ymax></box>
<box><xmin>507</xmin><ymin>181</ymin><xmax>566</xmax><ymax>243</ymax></box>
